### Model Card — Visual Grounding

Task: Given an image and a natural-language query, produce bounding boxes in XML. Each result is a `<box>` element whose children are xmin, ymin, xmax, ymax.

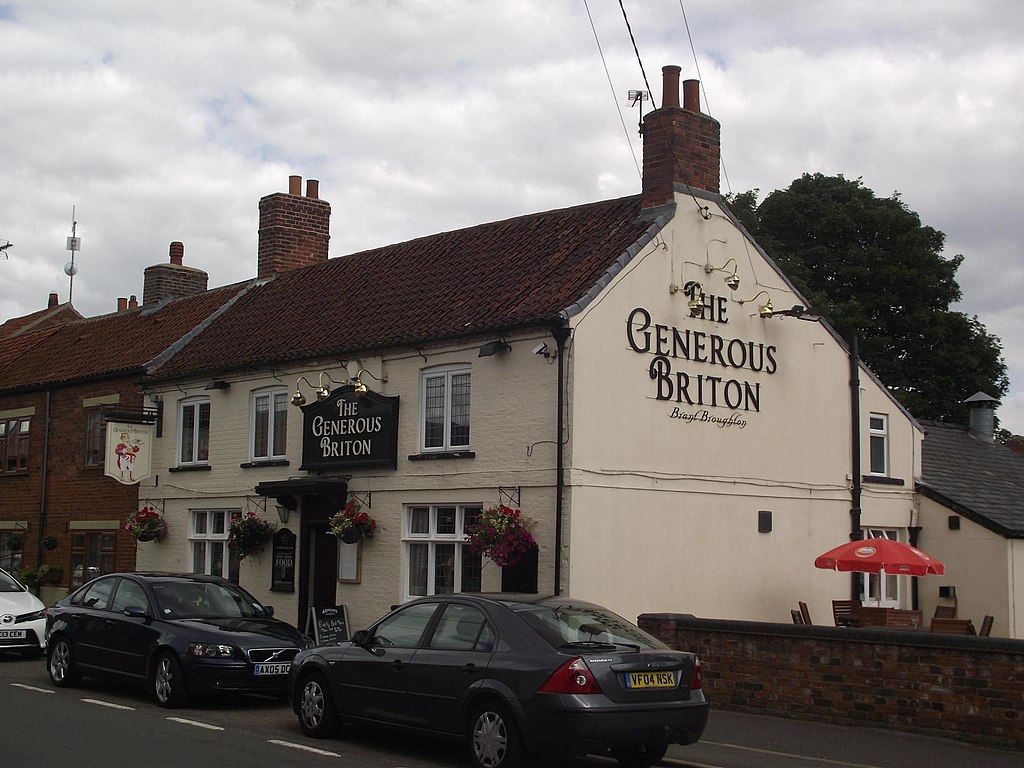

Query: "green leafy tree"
<box><xmin>727</xmin><ymin>174</ymin><xmax>1008</xmax><ymax>423</ymax></box>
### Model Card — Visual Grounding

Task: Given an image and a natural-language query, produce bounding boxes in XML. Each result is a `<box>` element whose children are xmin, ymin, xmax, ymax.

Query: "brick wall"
<box><xmin>638</xmin><ymin>614</ymin><xmax>1024</xmax><ymax>750</ymax></box>
<box><xmin>257</xmin><ymin>178</ymin><xmax>331</xmax><ymax>278</ymax></box>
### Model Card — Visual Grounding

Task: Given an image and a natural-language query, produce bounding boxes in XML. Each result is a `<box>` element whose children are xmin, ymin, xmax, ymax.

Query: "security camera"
<box><xmin>532</xmin><ymin>342</ymin><xmax>548</xmax><ymax>356</ymax></box>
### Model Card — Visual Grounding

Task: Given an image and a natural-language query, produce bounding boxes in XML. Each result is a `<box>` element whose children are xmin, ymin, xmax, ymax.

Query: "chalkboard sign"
<box><xmin>309</xmin><ymin>605</ymin><xmax>350</xmax><ymax>646</ymax></box>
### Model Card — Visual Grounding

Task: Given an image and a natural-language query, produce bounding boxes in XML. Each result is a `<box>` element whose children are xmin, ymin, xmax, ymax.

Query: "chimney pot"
<box><xmin>306</xmin><ymin>179</ymin><xmax>319</xmax><ymax>199</ymax></box>
<box><xmin>683</xmin><ymin>79</ymin><xmax>700</xmax><ymax>112</ymax></box>
<box><xmin>48</xmin><ymin>292</ymin><xmax>59</xmax><ymax>308</ymax></box>
<box><xmin>128</xmin><ymin>295</ymin><xmax>138</xmax><ymax>309</ymax></box>
<box><xmin>288</xmin><ymin>175</ymin><xmax>302</xmax><ymax>195</ymax></box>
<box><xmin>169</xmin><ymin>241</ymin><xmax>184</xmax><ymax>265</ymax></box>
<box><xmin>662</xmin><ymin>65</ymin><xmax>682</xmax><ymax>108</ymax></box>
<box><xmin>117</xmin><ymin>297</ymin><xmax>128</xmax><ymax>312</ymax></box>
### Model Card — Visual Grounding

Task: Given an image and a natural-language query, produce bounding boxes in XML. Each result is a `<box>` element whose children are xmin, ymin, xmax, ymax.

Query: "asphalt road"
<box><xmin>4</xmin><ymin>651</ymin><xmax>1021</xmax><ymax>768</ymax></box>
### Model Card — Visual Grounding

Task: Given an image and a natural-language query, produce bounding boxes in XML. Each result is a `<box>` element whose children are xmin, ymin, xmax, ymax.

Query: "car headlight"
<box><xmin>17</xmin><ymin>609</ymin><xmax>46</xmax><ymax>623</ymax></box>
<box><xmin>187</xmin><ymin>643</ymin><xmax>235</xmax><ymax>658</ymax></box>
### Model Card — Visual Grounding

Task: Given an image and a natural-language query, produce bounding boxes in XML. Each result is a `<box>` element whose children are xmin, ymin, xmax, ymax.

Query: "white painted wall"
<box><xmin>565</xmin><ymin>197</ymin><xmax>922</xmax><ymax>625</ymax></box>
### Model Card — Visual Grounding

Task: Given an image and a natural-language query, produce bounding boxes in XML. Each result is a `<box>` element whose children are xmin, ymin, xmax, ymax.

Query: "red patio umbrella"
<box><xmin>814</xmin><ymin>538</ymin><xmax>945</xmax><ymax>577</ymax></box>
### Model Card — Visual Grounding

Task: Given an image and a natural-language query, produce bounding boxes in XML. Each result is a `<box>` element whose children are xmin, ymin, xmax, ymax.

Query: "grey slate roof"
<box><xmin>918</xmin><ymin>419</ymin><xmax>1024</xmax><ymax>538</ymax></box>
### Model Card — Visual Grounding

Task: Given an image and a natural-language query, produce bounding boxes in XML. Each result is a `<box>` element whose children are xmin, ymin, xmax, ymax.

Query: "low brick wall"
<box><xmin>638</xmin><ymin>613</ymin><xmax>1024</xmax><ymax>750</ymax></box>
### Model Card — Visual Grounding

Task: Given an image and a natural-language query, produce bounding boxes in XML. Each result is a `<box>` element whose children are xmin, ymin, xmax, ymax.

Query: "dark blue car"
<box><xmin>289</xmin><ymin>593</ymin><xmax>708</xmax><ymax>768</ymax></box>
<box><xmin>45</xmin><ymin>572</ymin><xmax>311</xmax><ymax>707</ymax></box>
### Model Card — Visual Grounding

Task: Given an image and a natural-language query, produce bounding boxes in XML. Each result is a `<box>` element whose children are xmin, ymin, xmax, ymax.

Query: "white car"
<box><xmin>0</xmin><ymin>567</ymin><xmax>47</xmax><ymax>657</ymax></box>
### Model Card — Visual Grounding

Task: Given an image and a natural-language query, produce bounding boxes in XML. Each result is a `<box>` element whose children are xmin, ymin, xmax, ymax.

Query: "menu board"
<box><xmin>310</xmin><ymin>605</ymin><xmax>350</xmax><ymax>646</ymax></box>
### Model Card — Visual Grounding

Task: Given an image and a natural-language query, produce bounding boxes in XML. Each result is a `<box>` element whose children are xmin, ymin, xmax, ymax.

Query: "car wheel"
<box><xmin>47</xmin><ymin>636</ymin><xmax>81</xmax><ymax>687</ymax></box>
<box><xmin>297</xmin><ymin>672</ymin><xmax>339</xmax><ymax>738</ymax></box>
<box><xmin>610</xmin><ymin>742</ymin><xmax>669</xmax><ymax>767</ymax></box>
<box><xmin>468</xmin><ymin>701</ymin><xmax>524</xmax><ymax>768</ymax></box>
<box><xmin>153</xmin><ymin>651</ymin><xmax>188</xmax><ymax>708</ymax></box>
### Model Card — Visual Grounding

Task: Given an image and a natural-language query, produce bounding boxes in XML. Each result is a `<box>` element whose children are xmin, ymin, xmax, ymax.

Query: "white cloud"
<box><xmin>1</xmin><ymin>0</ymin><xmax>1022</xmax><ymax>433</ymax></box>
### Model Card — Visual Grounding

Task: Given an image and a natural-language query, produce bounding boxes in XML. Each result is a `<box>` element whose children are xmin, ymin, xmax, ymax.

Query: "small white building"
<box><xmin>137</xmin><ymin>66</ymin><xmax>928</xmax><ymax>636</ymax></box>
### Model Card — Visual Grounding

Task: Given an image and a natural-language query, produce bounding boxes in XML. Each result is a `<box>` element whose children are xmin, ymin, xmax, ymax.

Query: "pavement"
<box><xmin>663</xmin><ymin>708</ymin><xmax>1024</xmax><ymax>768</ymax></box>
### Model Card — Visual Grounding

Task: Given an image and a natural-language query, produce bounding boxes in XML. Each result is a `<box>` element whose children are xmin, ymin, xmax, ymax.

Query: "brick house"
<box><xmin>0</xmin><ymin>259</ymin><xmax>247</xmax><ymax>602</ymax></box>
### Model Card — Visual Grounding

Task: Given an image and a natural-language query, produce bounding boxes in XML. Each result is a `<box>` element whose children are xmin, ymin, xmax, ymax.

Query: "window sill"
<box><xmin>862</xmin><ymin>475</ymin><xmax>904</xmax><ymax>486</ymax></box>
<box><xmin>240</xmin><ymin>459</ymin><xmax>290</xmax><ymax>469</ymax></box>
<box><xmin>408</xmin><ymin>450</ymin><xmax>476</xmax><ymax>461</ymax></box>
<box><xmin>168</xmin><ymin>464</ymin><xmax>212</xmax><ymax>473</ymax></box>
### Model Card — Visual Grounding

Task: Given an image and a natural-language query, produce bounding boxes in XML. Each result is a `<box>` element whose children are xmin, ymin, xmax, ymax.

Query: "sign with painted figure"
<box><xmin>300</xmin><ymin>386</ymin><xmax>399</xmax><ymax>471</ymax></box>
<box><xmin>104</xmin><ymin>421</ymin><xmax>153</xmax><ymax>484</ymax></box>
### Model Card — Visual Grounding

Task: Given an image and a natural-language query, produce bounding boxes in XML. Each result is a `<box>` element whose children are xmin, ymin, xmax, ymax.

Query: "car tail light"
<box><xmin>539</xmin><ymin>657</ymin><xmax>603</xmax><ymax>695</ymax></box>
<box><xmin>690</xmin><ymin>657</ymin><xmax>703</xmax><ymax>690</ymax></box>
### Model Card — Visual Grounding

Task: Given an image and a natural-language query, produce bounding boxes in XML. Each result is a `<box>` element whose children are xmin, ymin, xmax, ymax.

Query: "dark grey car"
<box><xmin>288</xmin><ymin>593</ymin><xmax>708</xmax><ymax>768</ymax></box>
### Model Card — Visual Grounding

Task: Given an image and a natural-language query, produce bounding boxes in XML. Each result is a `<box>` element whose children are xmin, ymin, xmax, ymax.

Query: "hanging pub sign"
<box><xmin>300</xmin><ymin>386</ymin><xmax>399</xmax><ymax>471</ymax></box>
<box><xmin>104</xmin><ymin>421</ymin><xmax>153</xmax><ymax>485</ymax></box>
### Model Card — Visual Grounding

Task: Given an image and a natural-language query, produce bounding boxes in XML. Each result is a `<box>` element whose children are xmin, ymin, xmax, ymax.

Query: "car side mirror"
<box><xmin>122</xmin><ymin>606</ymin><xmax>152</xmax><ymax>624</ymax></box>
<box><xmin>351</xmin><ymin>630</ymin><xmax>369</xmax><ymax>646</ymax></box>
<box><xmin>263</xmin><ymin>605</ymin><xmax>275</xmax><ymax>617</ymax></box>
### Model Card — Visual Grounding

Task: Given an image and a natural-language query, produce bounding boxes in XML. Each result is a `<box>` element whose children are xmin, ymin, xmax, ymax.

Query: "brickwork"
<box><xmin>2</xmin><ymin>380</ymin><xmax>147</xmax><ymax>587</ymax></box>
<box><xmin>641</xmin><ymin>107</ymin><xmax>721</xmax><ymax>208</ymax></box>
<box><xmin>142</xmin><ymin>261</ymin><xmax>209</xmax><ymax>305</ymax></box>
<box><xmin>257</xmin><ymin>190</ymin><xmax>331</xmax><ymax>278</ymax></box>
<box><xmin>639</xmin><ymin>614</ymin><xmax>1024</xmax><ymax>750</ymax></box>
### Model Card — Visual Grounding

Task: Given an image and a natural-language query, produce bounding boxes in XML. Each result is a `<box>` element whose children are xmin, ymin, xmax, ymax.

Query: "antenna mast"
<box><xmin>65</xmin><ymin>206</ymin><xmax>81</xmax><ymax>303</ymax></box>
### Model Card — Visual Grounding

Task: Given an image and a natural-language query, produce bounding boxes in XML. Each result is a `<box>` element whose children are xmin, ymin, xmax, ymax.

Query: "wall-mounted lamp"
<box><xmin>770</xmin><ymin>304</ymin><xmax>823</xmax><ymax>321</ymax></box>
<box><xmin>478</xmin><ymin>339</ymin><xmax>512</xmax><ymax>357</ymax></box>
<box><xmin>290</xmin><ymin>371</ymin><xmax>344</xmax><ymax>406</ymax></box>
<box><xmin>275</xmin><ymin>504</ymin><xmax>289</xmax><ymax>524</ymax></box>
<box><xmin>350</xmin><ymin>368</ymin><xmax>387</xmax><ymax>395</ymax></box>
<box><xmin>736</xmin><ymin>290</ymin><xmax>774</xmax><ymax>318</ymax></box>
<box><xmin>204</xmin><ymin>379</ymin><xmax>230</xmax><ymax>390</ymax></box>
<box><xmin>702</xmin><ymin>240</ymin><xmax>739</xmax><ymax>291</ymax></box>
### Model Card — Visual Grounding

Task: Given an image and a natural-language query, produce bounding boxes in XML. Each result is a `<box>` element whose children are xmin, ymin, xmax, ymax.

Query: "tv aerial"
<box><xmin>65</xmin><ymin>206</ymin><xmax>82</xmax><ymax>303</ymax></box>
<box><xmin>628</xmin><ymin>89</ymin><xmax>650</xmax><ymax>134</ymax></box>
<box><xmin>0</xmin><ymin>239</ymin><xmax>12</xmax><ymax>259</ymax></box>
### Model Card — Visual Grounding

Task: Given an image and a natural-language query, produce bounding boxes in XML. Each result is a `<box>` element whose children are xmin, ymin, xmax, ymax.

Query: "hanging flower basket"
<box><xmin>329</xmin><ymin>500</ymin><xmax>377</xmax><ymax>543</ymax></box>
<box><xmin>464</xmin><ymin>505</ymin><xmax>537</xmax><ymax>568</ymax></box>
<box><xmin>228</xmin><ymin>512</ymin><xmax>276</xmax><ymax>561</ymax></box>
<box><xmin>123</xmin><ymin>506</ymin><xmax>168</xmax><ymax>542</ymax></box>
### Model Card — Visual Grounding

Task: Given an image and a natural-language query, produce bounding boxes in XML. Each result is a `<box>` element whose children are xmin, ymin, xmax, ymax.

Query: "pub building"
<box><xmin>133</xmin><ymin>66</ymin><xmax>924</xmax><ymax>635</ymax></box>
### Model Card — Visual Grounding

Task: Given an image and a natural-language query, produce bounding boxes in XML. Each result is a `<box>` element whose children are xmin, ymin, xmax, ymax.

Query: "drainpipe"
<box><xmin>37</xmin><ymin>388</ymin><xmax>52</xmax><ymax>571</ymax></box>
<box><xmin>849</xmin><ymin>336</ymin><xmax>863</xmax><ymax>600</ymax></box>
<box><xmin>908</xmin><ymin>525</ymin><xmax>921</xmax><ymax>610</ymax></box>
<box><xmin>552</xmin><ymin>321</ymin><xmax>571</xmax><ymax>596</ymax></box>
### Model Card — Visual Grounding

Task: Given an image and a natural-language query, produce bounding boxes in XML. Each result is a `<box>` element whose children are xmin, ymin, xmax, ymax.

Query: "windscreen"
<box><xmin>517</xmin><ymin>601</ymin><xmax>667</xmax><ymax>650</ymax></box>
<box><xmin>153</xmin><ymin>580</ymin><xmax>268</xmax><ymax>619</ymax></box>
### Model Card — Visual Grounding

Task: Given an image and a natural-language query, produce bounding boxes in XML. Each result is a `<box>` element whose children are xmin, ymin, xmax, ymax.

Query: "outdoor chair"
<box><xmin>831</xmin><ymin>599</ymin><xmax>861</xmax><ymax>627</ymax></box>
<box><xmin>791</xmin><ymin>609</ymin><xmax>805</xmax><ymax>624</ymax></box>
<box><xmin>929</xmin><ymin>617</ymin><xmax>973</xmax><ymax>635</ymax></box>
<box><xmin>798</xmin><ymin>601</ymin><xmax>812</xmax><ymax>625</ymax></box>
<box><xmin>978</xmin><ymin>615</ymin><xmax>994</xmax><ymax>637</ymax></box>
<box><xmin>933</xmin><ymin>605</ymin><xmax>956</xmax><ymax>619</ymax></box>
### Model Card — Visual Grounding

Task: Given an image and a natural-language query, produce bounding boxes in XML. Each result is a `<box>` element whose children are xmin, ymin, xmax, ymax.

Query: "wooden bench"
<box><xmin>858</xmin><ymin>607</ymin><xmax>923</xmax><ymax>629</ymax></box>
<box><xmin>929</xmin><ymin>617</ymin><xmax>974</xmax><ymax>635</ymax></box>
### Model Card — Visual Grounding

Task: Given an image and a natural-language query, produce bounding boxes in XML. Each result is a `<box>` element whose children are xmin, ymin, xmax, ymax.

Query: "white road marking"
<box><xmin>679</xmin><ymin>740</ymin><xmax>885</xmax><ymax>768</ymax></box>
<box><xmin>81</xmin><ymin>698</ymin><xmax>135</xmax><ymax>711</ymax></box>
<box><xmin>267</xmin><ymin>739</ymin><xmax>341</xmax><ymax>757</ymax></box>
<box><xmin>10</xmin><ymin>683</ymin><xmax>54</xmax><ymax>693</ymax></box>
<box><xmin>166</xmin><ymin>717</ymin><xmax>225</xmax><ymax>731</ymax></box>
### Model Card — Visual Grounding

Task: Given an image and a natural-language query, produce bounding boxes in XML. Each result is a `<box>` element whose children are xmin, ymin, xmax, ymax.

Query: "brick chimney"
<box><xmin>142</xmin><ymin>242</ymin><xmax>209</xmax><ymax>305</ymax></box>
<box><xmin>258</xmin><ymin>175</ymin><xmax>331</xmax><ymax>278</ymax></box>
<box><xmin>48</xmin><ymin>292</ymin><xmax>59</xmax><ymax>308</ymax></box>
<box><xmin>641</xmin><ymin>65</ymin><xmax>721</xmax><ymax>209</ymax></box>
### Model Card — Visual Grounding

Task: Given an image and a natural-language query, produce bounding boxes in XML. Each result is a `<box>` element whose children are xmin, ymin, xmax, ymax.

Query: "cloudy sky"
<box><xmin>1</xmin><ymin>1</ymin><xmax>1021</xmax><ymax>434</ymax></box>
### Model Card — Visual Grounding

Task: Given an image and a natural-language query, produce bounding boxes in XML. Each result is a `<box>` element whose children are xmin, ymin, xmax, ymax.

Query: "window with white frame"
<box><xmin>860</xmin><ymin>528</ymin><xmax>900</xmax><ymax>607</ymax></box>
<box><xmin>251</xmin><ymin>388</ymin><xmax>288</xmax><ymax>460</ymax></box>
<box><xmin>190</xmin><ymin>510</ymin><xmax>238</xmax><ymax>579</ymax></box>
<box><xmin>869</xmin><ymin>413</ymin><xmax>888</xmax><ymax>475</ymax></box>
<box><xmin>421</xmin><ymin>366</ymin><xmax>471</xmax><ymax>451</ymax></box>
<box><xmin>404</xmin><ymin>504</ymin><xmax>482</xmax><ymax>599</ymax></box>
<box><xmin>179</xmin><ymin>398</ymin><xmax>211</xmax><ymax>465</ymax></box>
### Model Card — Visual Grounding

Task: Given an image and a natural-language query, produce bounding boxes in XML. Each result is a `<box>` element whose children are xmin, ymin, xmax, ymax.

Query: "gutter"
<box><xmin>552</xmin><ymin>321</ymin><xmax>571</xmax><ymax>596</ymax></box>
